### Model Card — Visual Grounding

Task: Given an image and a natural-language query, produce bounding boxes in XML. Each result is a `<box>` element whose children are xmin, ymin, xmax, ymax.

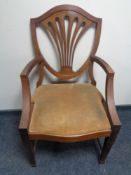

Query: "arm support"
<box><xmin>91</xmin><ymin>56</ymin><xmax>121</xmax><ymax>127</ymax></box>
<box><xmin>19</xmin><ymin>58</ymin><xmax>43</xmax><ymax>129</ymax></box>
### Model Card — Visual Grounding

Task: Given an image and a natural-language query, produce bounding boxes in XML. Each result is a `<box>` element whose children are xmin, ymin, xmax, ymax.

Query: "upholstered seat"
<box><xmin>29</xmin><ymin>84</ymin><xmax>111</xmax><ymax>137</ymax></box>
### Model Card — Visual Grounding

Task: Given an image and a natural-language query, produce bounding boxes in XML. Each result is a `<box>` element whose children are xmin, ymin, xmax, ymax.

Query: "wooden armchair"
<box><xmin>19</xmin><ymin>5</ymin><xmax>121</xmax><ymax>166</ymax></box>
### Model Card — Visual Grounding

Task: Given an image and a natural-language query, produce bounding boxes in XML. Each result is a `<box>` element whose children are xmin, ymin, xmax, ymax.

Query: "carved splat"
<box><xmin>31</xmin><ymin>5</ymin><xmax>101</xmax><ymax>80</ymax></box>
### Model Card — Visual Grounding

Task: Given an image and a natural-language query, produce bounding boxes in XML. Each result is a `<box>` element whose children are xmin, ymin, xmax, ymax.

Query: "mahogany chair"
<box><xmin>19</xmin><ymin>5</ymin><xmax>121</xmax><ymax>166</ymax></box>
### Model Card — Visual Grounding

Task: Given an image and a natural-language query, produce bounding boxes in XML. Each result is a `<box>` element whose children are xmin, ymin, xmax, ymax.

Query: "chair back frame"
<box><xmin>31</xmin><ymin>5</ymin><xmax>102</xmax><ymax>80</ymax></box>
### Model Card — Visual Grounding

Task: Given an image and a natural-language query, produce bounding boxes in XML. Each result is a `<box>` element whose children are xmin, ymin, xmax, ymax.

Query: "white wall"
<box><xmin>0</xmin><ymin>0</ymin><xmax>131</xmax><ymax>110</ymax></box>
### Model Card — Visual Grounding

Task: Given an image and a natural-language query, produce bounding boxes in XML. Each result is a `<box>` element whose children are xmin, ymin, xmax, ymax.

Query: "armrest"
<box><xmin>91</xmin><ymin>56</ymin><xmax>114</xmax><ymax>75</ymax></box>
<box><xmin>20</xmin><ymin>58</ymin><xmax>42</xmax><ymax>77</ymax></box>
<box><xmin>19</xmin><ymin>58</ymin><xmax>43</xmax><ymax>129</ymax></box>
<box><xmin>91</xmin><ymin>56</ymin><xmax>121</xmax><ymax>127</ymax></box>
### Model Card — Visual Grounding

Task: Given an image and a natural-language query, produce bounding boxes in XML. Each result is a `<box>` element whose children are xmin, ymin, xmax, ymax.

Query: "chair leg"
<box><xmin>19</xmin><ymin>129</ymin><xmax>36</xmax><ymax>167</ymax></box>
<box><xmin>99</xmin><ymin>126</ymin><xmax>121</xmax><ymax>164</ymax></box>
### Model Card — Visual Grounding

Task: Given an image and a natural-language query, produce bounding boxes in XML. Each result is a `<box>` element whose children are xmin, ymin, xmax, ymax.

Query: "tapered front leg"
<box><xmin>19</xmin><ymin>129</ymin><xmax>36</xmax><ymax>167</ymax></box>
<box><xmin>99</xmin><ymin>126</ymin><xmax>121</xmax><ymax>164</ymax></box>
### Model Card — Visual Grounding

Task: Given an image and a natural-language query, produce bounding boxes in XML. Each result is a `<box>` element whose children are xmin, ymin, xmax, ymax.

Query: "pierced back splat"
<box><xmin>31</xmin><ymin>5</ymin><xmax>102</xmax><ymax>80</ymax></box>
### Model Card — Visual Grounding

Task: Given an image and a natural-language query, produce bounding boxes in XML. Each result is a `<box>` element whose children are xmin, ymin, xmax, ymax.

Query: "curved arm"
<box><xmin>20</xmin><ymin>58</ymin><xmax>42</xmax><ymax>77</ymax></box>
<box><xmin>91</xmin><ymin>56</ymin><xmax>121</xmax><ymax>127</ymax></box>
<box><xmin>91</xmin><ymin>56</ymin><xmax>114</xmax><ymax>75</ymax></box>
<box><xmin>19</xmin><ymin>58</ymin><xmax>43</xmax><ymax>129</ymax></box>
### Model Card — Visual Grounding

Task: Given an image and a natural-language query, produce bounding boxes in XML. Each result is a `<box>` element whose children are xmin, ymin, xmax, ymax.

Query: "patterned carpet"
<box><xmin>0</xmin><ymin>109</ymin><xmax>131</xmax><ymax>175</ymax></box>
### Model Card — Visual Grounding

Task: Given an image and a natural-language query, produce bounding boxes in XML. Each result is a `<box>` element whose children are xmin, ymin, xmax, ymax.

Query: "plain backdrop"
<box><xmin>0</xmin><ymin>0</ymin><xmax>131</xmax><ymax>110</ymax></box>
